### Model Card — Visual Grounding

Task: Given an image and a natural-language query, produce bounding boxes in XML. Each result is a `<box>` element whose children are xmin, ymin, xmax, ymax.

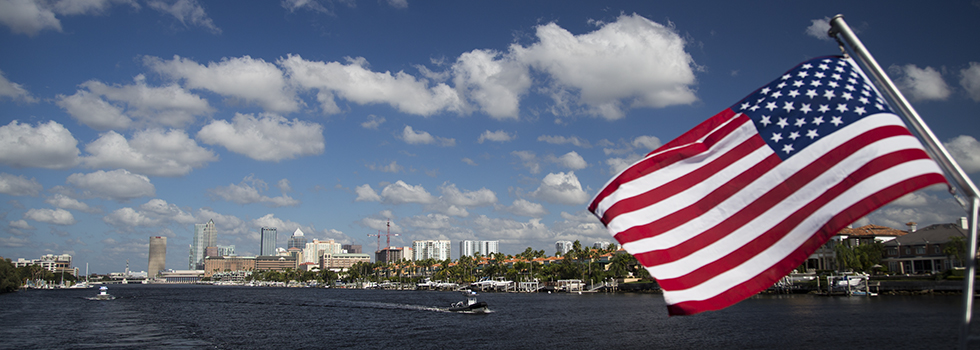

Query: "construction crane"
<box><xmin>367</xmin><ymin>219</ymin><xmax>399</xmax><ymax>252</ymax></box>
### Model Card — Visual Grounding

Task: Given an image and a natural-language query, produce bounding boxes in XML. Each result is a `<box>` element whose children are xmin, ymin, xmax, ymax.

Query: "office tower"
<box><xmin>412</xmin><ymin>240</ymin><xmax>451</xmax><ymax>261</ymax></box>
<box><xmin>217</xmin><ymin>245</ymin><xmax>235</xmax><ymax>257</ymax></box>
<box><xmin>556</xmin><ymin>241</ymin><xmax>573</xmax><ymax>256</ymax></box>
<box><xmin>260</xmin><ymin>227</ymin><xmax>277</xmax><ymax>256</ymax></box>
<box><xmin>288</xmin><ymin>228</ymin><xmax>307</xmax><ymax>250</ymax></box>
<box><xmin>148</xmin><ymin>236</ymin><xmax>166</xmax><ymax>277</ymax></box>
<box><xmin>459</xmin><ymin>240</ymin><xmax>500</xmax><ymax>257</ymax></box>
<box><xmin>342</xmin><ymin>244</ymin><xmax>362</xmax><ymax>254</ymax></box>
<box><xmin>203</xmin><ymin>219</ymin><xmax>217</xmax><ymax>249</ymax></box>
<box><xmin>190</xmin><ymin>222</ymin><xmax>207</xmax><ymax>269</ymax></box>
<box><xmin>303</xmin><ymin>239</ymin><xmax>342</xmax><ymax>264</ymax></box>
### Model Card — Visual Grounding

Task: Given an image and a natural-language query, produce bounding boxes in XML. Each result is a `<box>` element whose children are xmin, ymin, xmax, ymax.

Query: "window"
<box><xmin>934</xmin><ymin>246</ymin><xmax>941</xmax><ymax>254</ymax></box>
<box><xmin>905</xmin><ymin>247</ymin><xmax>911</xmax><ymax>255</ymax></box>
<box><xmin>915</xmin><ymin>246</ymin><xmax>925</xmax><ymax>254</ymax></box>
<box><xmin>887</xmin><ymin>248</ymin><xmax>897</xmax><ymax>256</ymax></box>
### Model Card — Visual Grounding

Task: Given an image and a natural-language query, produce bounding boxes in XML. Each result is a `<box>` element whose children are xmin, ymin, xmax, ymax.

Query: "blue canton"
<box><xmin>733</xmin><ymin>56</ymin><xmax>892</xmax><ymax>161</ymax></box>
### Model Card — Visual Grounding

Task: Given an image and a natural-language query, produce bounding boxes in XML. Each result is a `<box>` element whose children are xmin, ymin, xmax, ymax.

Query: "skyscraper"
<box><xmin>287</xmin><ymin>228</ymin><xmax>307</xmax><ymax>250</ymax></box>
<box><xmin>148</xmin><ymin>236</ymin><xmax>166</xmax><ymax>277</ymax></box>
<box><xmin>459</xmin><ymin>240</ymin><xmax>500</xmax><ymax>257</ymax></box>
<box><xmin>204</xmin><ymin>219</ymin><xmax>217</xmax><ymax>249</ymax></box>
<box><xmin>412</xmin><ymin>240</ymin><xmax>451</xmax><ymax>261</ymax></box>
<box><xmin>556</xmin><ymin>241</ymin><xmax>573</xmax><ymax>256</ymax></box>
<box><xmin>260</xmin><ymin>227</ymin><xmax>277</xmax><ymax>256</ymax></box>
<box><xmin>189</xmin><ymin>219</ymin><xmax>216</xmax><ymax>270</ymax></box>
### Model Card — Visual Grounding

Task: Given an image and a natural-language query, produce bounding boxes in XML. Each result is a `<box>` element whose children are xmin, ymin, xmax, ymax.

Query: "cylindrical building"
<box><xmin>148</xmin><ymin>236</ymin><xmax>167</xmax><ymax>278</ymax></box>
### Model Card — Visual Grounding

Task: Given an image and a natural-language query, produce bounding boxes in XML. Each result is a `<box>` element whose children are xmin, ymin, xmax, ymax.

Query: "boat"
<box><xmin>88</xmin><ymin>286</ymin><xmax>115</xmax><ymax>300</ymax></box>
<box><xmin>448</xmin><ymin>290</ymin><xmax>489</xmax><ymax>314</ymax></box>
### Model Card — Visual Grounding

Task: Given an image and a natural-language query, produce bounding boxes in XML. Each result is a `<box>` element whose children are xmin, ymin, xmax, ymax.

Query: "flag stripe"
<box><xmin>663</xmin><ymin>172</ymin><xmax>946</xmax><ymax>315</ymax></box>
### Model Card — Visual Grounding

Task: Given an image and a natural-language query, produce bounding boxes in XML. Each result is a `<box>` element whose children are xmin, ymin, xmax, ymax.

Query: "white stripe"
<box><xmin>620</xmin><ymin>113</ymin><xmax>907</xmax><ymax>253</ymax></box>
<box><xmin>593</xmin><ymin>115</ymin><xmax>749</xmax><ymax>219</ymax></box>
<box><xmin>662</xmin><ymin>158</ymin><xmax>942</xmax><ymax>305</ymax></box>
<box><xmin>646</xmin><ymin>134</ymin><xmax>927</xmax><ymax>279</ymax></box>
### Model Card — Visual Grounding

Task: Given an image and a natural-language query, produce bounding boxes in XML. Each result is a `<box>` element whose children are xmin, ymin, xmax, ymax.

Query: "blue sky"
<box><xmin>1</xmin><ymin>0</ymin><xmax>979</xmax><ymax>274</ymax></box>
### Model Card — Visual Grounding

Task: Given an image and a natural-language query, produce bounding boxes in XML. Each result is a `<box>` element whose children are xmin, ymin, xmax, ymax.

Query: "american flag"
<box><xmin>589</xmin><ymin>56</ymin><xmax>947</xmax><ymax>316</ymax></box>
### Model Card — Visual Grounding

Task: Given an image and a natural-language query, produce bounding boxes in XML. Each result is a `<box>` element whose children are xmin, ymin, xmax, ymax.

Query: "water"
<box><xmin>0</xmin><ymin>284</ymin><xmax>973</xmax><ymax>349</ymax></box>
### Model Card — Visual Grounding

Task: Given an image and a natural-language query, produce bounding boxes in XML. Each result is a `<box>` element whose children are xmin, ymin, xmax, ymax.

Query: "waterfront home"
<box><xmin>881</xmin><ymin>219</ymin><xmax>969</xmax><ymax>275</ymax></box>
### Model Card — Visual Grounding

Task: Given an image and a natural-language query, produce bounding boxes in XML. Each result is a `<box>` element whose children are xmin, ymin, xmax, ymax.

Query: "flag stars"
<box><xmin>810</xmin><ymin>80</ymin><xmax>823</xmax><ymax>87</ymax></box>
<box><xmin>812</xmin><ymin>116</ymin><xmax>825</xmax><ymax>125</ymax></box>
<box><xmin>875</xmin><ymin>103</ymin><xmax>885</xmax><ymax>110</ymax></box>
<box><xmin>781</xmin><ymin>144</ymin><xmax>795</xmax><ymax>154</ymax></box>
<box><xmin>831</xmin><ymin>73</ymin><xmax>842</xmax><ymax>80</ymax></box>
<box><xmin>740</xmin><ymin>102</ymin><xmax>751</xmax><ymax>110</ymax></box>
<box><xmin>761</xmin><ymin>87</ymin><xmax>771</xmax><ymax>94</ymax></box>
<box><xmin>818</xmin><ymin>104</ymin><xmax>830</xmax><ymax>113</ymax></box>
<box><xmin>828</xmin><ymin>81</ymin><xmax>839</xmax><ymax>88</ymax></box>
<box><xmin>799</xmin><ymin>103</ymin><xmax>811</xmax><ymax>113</ymax></box>
<box><xmin>854</xmin><ymin>106</ymin><xmax>867</xmax><ymax>115</ymax></box>
<box><xmin>823</xmin><ymin>90</ymin><xmax>836</xmax><ymax>99</ymax></box>
<box><xmin>793</xmin><ymin>80</ymin><xmax>804</xmax><ymax>87</ymax></box>
<box><xmin>788</xmin><ymin>131</ymin><xmax>800</xmax><ymax>140</ymax></box>
<box><xmin>806</xmin><ymin>129</ymin><xmax>820</xmax><ymax>139</ymax></box>
<box><xmin>831</xmin><ymin>116</ymin><xmax>843</xmax><ymax>126</ymax></box>
<box><xmin>814</xmin><ymin>72</ymin><xmax>825</xmax><ymax>79</ymax></box>
<box><xmin>788</xmin><ymin>90</ymin><xmax>800</xmax><ymax>98</ymax></box>
<box><xmin>845</xmin><ymin>84</ymin><xmax>856</xmax><ymax>91</ymax></box>
<box><xmin>766</xmin><ymin>101</ymin><xmax>778</xmax><ymax>111</ymax></box>
<box><xmin>802</xmin><ymin>63</ymin><xmax>813</xmax><ymax>69</ymax></box>
<box><xmin>760</xmin><ymin>115</ymin><xmax>772</xmax><ymax>126</ymax></box>
<box><xmin>794</xmin><ymin>118</ymin><xmax>807</xmax><ymax>127</ymax></box>
<box><xmin>776</xmin><ymin>117</ymin><xmax>789</xmax><ymax>128</ymax></box>
<box><xmin>798</xmin><ymin>71</ymin><xmax>809</xmax><ymax>78</ymax></box>
<box><xmin>819</xmin><ymin>64</ymin><xmax>829</xmax><ymax>70</ymax></box>
<box><xmin>806</xmin><ymin>90</ymin><xmax>818</xmax><ymax>98</ymax></box>
<box><xmin>859</xmin><ymin>96</ymin><xmax>869</xmax><ymax>104</ymax></box>
<box><xmin>771</xmin><ymin>132</ymin><xmax>783</xmax><ymax>142</ymax></box>
<box><xmin>842</xmin><ymin>92</ymin><xmax>853</xmax><ymax>100</ymax></box>
<box><xmin>777</xmin><ymin>82</ymin><xmax>787</xmax><ymax>89</ymax></box>
<box><xmin>835</xmin><ymin>66</ymin><xmax>845</xmax><ymax>73</ymax></box>
<box><xmin>836</xmin><ymin>104</ymin><xmax>849</xmax><ymax>112</ymax></box>
<box><xmin>782</xmin><ymin>101</ymin><xmax>795</xmax><ymax>112</ymax></box>
<box><xmin>782</xmin><ymin>74</ymin><xmax>792</xmax><ymax>80</ymax></box>
<box><xmin>771</xmin><ymin>90</ymin><xmax>783</xmax><ymax>99</ymax></box>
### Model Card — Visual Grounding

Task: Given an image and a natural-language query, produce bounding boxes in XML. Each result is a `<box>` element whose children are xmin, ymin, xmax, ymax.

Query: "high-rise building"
<box><xmin>217</xmin><ymin>245</ymin><xmax>235</xmax><ymax>256</ymax></box>
<box><xmin>459</xmin><ymin>240</ymin><xmax>499</xmax><ymax>257</ymax></box>
<box><xmin>342</xmin><ymin>244</ymin><xmax>362</xmax><ymax>254</ymax></box>
<box><xmin>303</xmin><ymin>239</ymin><xmax>342</xmax><ymax>264</ymax></box>
<box><xmin>189</xmin><ymin>219</ymin><xmax>216</xmax><ymax>270</ymax></box>
<box><xmin>288</xmin><ymin>228</ymin><xmax>307</xmax><ymax>250</ymax></box>
<box><xmin>260</xmin><ymin>227</ymin><xmax>277</xmax><ymax>256</ymax></box>
<box><xmin>556</xmin><ymin>241</ymin><xmax>573</xmax><ymax>256</ymax></box>
<box><xmin>203</xmin><ymin>219</ymin><xmax>217</xmax><ymax>249</ymax></box>
<box><xmin>412</xmin><ymin>240</ymin><xmax>451</xmax><ymax>261</ymax></box>
<box><xmin>148</xmin><ymin>236</ymin><xmax>166</xmax><ymax>277</ymax></box>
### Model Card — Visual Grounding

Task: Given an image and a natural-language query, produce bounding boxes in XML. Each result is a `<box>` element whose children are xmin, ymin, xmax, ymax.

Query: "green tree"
<box><xmin>944</xmin><ymin>236</ymin><xmax>967</xmax><ymax>267</ymax></box>
<box><xmin>0</xmin><ymin>258</ymin><xmax>22</xmax><ymax>293</ymax></box>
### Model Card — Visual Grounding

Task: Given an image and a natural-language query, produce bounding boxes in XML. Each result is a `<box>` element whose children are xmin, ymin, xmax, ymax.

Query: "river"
<box><xmin>0</xmin><ymin>284</ymin><xmax>974</xmax><ymax>349</ymax></box>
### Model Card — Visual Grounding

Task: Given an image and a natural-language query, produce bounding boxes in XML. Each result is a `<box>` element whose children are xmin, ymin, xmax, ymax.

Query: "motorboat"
<box><xmin>88</xmin><ymin>286</ymin><xmax>115</xmax><ymax>300</ymax></box>
<box><xmin>448</xmin><ymin>290</ymin><xmax>489</xmax><ymax>314</ymax></box>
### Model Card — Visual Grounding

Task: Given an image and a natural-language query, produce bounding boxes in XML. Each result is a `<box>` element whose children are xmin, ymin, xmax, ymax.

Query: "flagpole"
<box><xmin>829</xmin><ymin>14</ymin><xmax>980</xmax><ymax>349</ymax></box>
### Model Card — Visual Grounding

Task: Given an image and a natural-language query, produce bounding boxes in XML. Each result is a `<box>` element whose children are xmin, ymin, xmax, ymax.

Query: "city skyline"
<box><xmin>2</xmin><ymin>1</ymin><xmax>979</xmax><ymax>273</ymax></box>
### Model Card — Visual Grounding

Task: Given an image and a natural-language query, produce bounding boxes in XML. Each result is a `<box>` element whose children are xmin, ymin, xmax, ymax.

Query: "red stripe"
<box><xmin>626</xmin><ymin>124</ymin><xmax>913</xmax><ymax>259</ymax></box>
<box><xmin>589</xmin><ymin>110</ymin><xmax>743</xmax><ymax>213</ymax></box>
<box><xmin>654</xmin><ymin>148</ymin><xmax>934</xmax><ymax>291</ymax></box>
<box><xmin>666</xmin><ymin>172</ymin><xmax>947</xmax><ymax>316</ymax></box>
<box><xmin>601</xmin><ymin>135</ymin><xmax>766</xmax><ymax>225</ymax></box>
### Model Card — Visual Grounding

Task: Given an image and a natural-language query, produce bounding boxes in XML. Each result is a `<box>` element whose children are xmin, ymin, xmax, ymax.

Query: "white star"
<box><xmin>760</xmin><ymin>115</ymin><xmax>772</xmax><ymax>126</ymax></box>
<box><xmin>810</xmin><ymin>80</ymin><xmax>823</xmax><ymax>87</ymax></box>
<box><xmin>842</xmin><ymin>92</ymin><xmax>853</xmax><ymax>101</ymax></box>
<box><xmin>771</xmin><ymin>90</ymin><xmax>783</xmax><ymax>99</ymax></box>
<box><xmin>777</xmin><ymin>82</ymin><xmax>787</xmax><ymax>89</ymax></box>
<box><xmin>859</xmin><ymin>96</ymin><xmax>869</xmax><ymax>104</ymax></box>
<box><xmin>823</xmin><ymin>90</ymin><xmax>836</xmax><ymax>99</ymax></box>
<box><xmin>793</xmin><ymin>80</ymin><xmax>805</xmax><ymax>87</ymax></box>
<box><xmin>798</xmin><ymin>70</ymin><xmax>809</xmax><ymax>78</ymax></box>
<box><xmin>806</xmin><ymin>129</ymin><xmax>820</xmax><ymax>139</ymax></box>
<box><xmin>740</xmin><ymin>103</ymin><xmax>751</xmax><ymax>110</ymax></box>
<box><xmin>836</xmin><ymin>103</ymin><xmax>849</xmax><ymax>112</ymax></box>
<box><xmin>757</xmin><ymin>97</ymin><xmax>767</xmax><ymax>104</ymax></box>
<box><xmin>806</xmin><ymin>90</ymin><xmax>818</xmax><ymax>98</ymax></box>
<box><xmin>845</xmin><ymin>84</ymin><xmax>856</xmax><ymax>91</ymax></box>
<box><xmin>831</xmin><ymin>73</ymin><xmax>842</xmax><ymax>80</ymax></box>
<box><xmin>749</xmin><ymin>105</ymin><xmax>760</xmax><ymax>111</ymax></box>
<box><xmin>835</xmin><ymin>66</ymin><xmax>845</xmax><ymax>73</ymax></box>
<box><xmin>782</xmin><ymin>74</ymin><xmax>792</xmax><ymax>80</ymax></box>
<box><xmin>788</xmin><ymin>131</ymin><xmax>800</xmax><ymax>140</ymax></box>
<box><xmin>817</xmin><ymin>104</ymin><xmax>830</xmax><ymax>113</ymax></box>
<box><xmin>761</xmin><ymin>87</ymin><xmax>771</xmax><ymax>94</ymax></box>
<box><xmin>788</xmin><ymin>90</ymin><xmax>800</xmax><ymax>98</ymax></box>
<box><xmin>812</xmin><ymin>116</ymin><xmax>825</xmax><ymax>125</ymax></box>
<box><xmin>794</xmin><ymin>118</ymin><xmax>806</xmax><ymax>127</ymax></box>
<box><xmin>771</xmin><ymin>132</ymin><xmax>783</xmax><ymax>142</ymax></box>
<box><xmin>848</xmin><ymin>77</ymin><xmax>858</xmax><ymax>84</ymax></box>
<box><xmin>815</xmin><ymin>72</ymin><xmax>826</xmax><ymax>79</ymax></box>
<box><xmin>782</xmin><ymin>144</ymin><xmax>795</xmax><ymax>154</ymax></box>
<box><xmin>854</xmin><ymin>106</ymin><xmax>866</xmax><ymax>115</ymax></box>
<box><xmin>828</xmin><ymin>81</ymin><xmax>839</xmax><ymax>88</ymax></box>
<box><xmin>819</xmin><ymin>64</ymin><xmax>829</xmax><ymax>70</ymax></box>
<box><xmin>799</xmin><ymin>103</ymin><xmax>811</xmax><ymax>113</ymax></box>
<box><xmin>782</xmin><ymin>101</ymin><xmax>795</xmax><ymax>112</ymax></box>
<box><xmin>802</xmin><ymin>63</ymin><xmax>812</xmax><ymax>69</ymax></box>
<box><xmin>831</xmin><ymin>116</ymin><xmax>843</xmax><ymax>126</ymax></box>
<box><xmin>776</xmin><ymin>118</ymin><xmax>789</xmax><ymax>128</ymax></box>
<box><xmin>766</xmin><ymin>102</ymin><xmax>778</xmax><ymax>111</ymax></box>
<box><xmin>862</xmin><ymin>89</ymin><xmax>871</xmax><ymax>97</ymax></box>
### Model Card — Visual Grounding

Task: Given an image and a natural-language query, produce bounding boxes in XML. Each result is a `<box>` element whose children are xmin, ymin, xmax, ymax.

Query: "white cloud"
<box><xmin>45</xmin><ymin>194</ymin><xmax>98</xmax><ymax>213</ymax></box>
<box><xmin>58</xmin><ymin>76</ymin><xmax>213</xmax><ymax>130</ymax></box>
<box><xmin>511</xmin><ymin>13</ymin><xmax>698</xmax><ymax>120</ymax></box>
<box><xmin>361</xmin><ymin>114</ymin><xmax>386</xmax><ymax>129</ymax></box>
<box><xmin>805</xmin><ymin>17</ymin><xmax>832</xmax><ymax>41</ymax></box>
<box><xmin>0</xmin><ymin>69</ymin><xmax>37</xmax><ymax>103</ymax></box>
<box><xmin>0</xmin><ymin>173</ymin><xmax>42</xmax><ymax>196</ymax></box>
<box><xmin>197</xmin><ymin>112</ymin><xmax>324</xmax><ymax>162</ymax></box>
<box><xmin>472</xmin><ymin>215</ymin><xmax>552</xmax><ymax>244</ymax></box>
<box><xmin>354</xmin><ymin>184</ymin><xmax>382</xmax><ymax>202</ymax></box>
<box><xmin>537</xmin><ymin>135</ymin><xmax>591</xmax><ymax>148</ymax></box>
<box><xmin>66</xmin><ymin>169</ymin><xmax>155</xmax><ymax>201</ymax></box>
<box><xmin>0</xmin><ymin>120</ymin><xmax>80</xmax><ymax>169</ymax></box>
<box><xmin>512</xmin><ymin>150</ymin><xmax>541</xmax><ymax>174</ymax></box>
<box><xmin>553</xmin><ymin>151</ymin><xmax>587</xmax><ymax>170</ymax></box>
<box><xmin>890</xmin><ymin>64</ymin><xmax>951</xmax><ymax>102</ymax></box>
<box><xmin>56</xmin><ymin>89</ymin><xmax>132</xmax><ymax>130</ymax></box>
<box><xmin>477</xmin><ymin>130</ymin><xmax>515</xmax><ymax>143</ymax></box>
<box><xmin>380</xmin><ymin>180</ymin><xmax>436</xmax><ymax>204</ymax></box>
<box><xmin>945</xmin><ymin>135</ymin><xmax>980</xmax><ymax>173</ymax></box>
<box><xmin>9</xmin><ymin>219</ymin><xmax>33</xmax><ymax>230</ymax></box>
<box><xmin>367</xmin><ymin>161</ymin><xmax>404</xmax><ymax>173</ymax></box>
<box><xmin>0</xmin><ymin>0</ymin><xmax>141</xmax><ymax>36</ymax></box>
<box><xmin>0</xmin><ymin>236</ymin><xmax>31</xmax><ymax>248</ymax></box>
<box><xmin>439</xmin><ymin>183</ymin><xmax>497</xmax><ymax>207</ymax></box>
<box><xmin>82</xmin><ymin>129</ymin><xmax>217</xmax><ymax>176</ymax></box>
<box><xmin>401</xmin><ymin>125</ymin><xmax>455</xmax><ymax>146</ymax></box>
<box><xmin>606</xmin><ymin>154</ymin><xmax>643</xmax><ymax>175</ymax></box>
<box><xmin>402</xmin><ymin>213</ymin><xmax>452</xmax><ymax>230</ymax></box>
<box><xmin>24</xmin><ymin>208</ymin><xmax>76</xmax><ymax>225</ymax></box>
<box><xmin>195</xmin><ymin>208</ymin><xmax>249</xmax><ymax>237</ymax></box>
<box><xmin>146</xmin><ymin>0</ymin><xmax>220</xmax><ymax>34</ymax></box>
<box><xmin>103</xmin><ymin>207</ymin><xmax>162</xmax><ymax>228</ymax></box>
<box><xmin>960</xmin><ymin>62</ymin><xmax>980</xmax><ymax>102</ymax></box>
<box><xmin>631</xmin><ymin>135</ymin><xmax>661</xmax><ymax>151</ymax></box>
<box><xmin>385</xmin><ymin>0</ymin><xmax>407</xmax><ymax>9</ymax></box>
<box><xmin>145</xmin><ymin>55</ymin><xmax>297</xmax><ymax>113</ymax></box>
<box><xmin>208</xmin><ymin>175</ymin><xmax>300</xmax><ymax>207</ymax></box>
<box><xmin>452</xmin><ymin>49</ymin><xmax>531</xmax><ymax>119</ymax></box>
<box><xmin>552</xmin><ymin>210</ymin><xmax>608</xmax><ymax>243</ymax></box>
<box><xmin>280</xmin><ymin>54</ymin><xmax>464</xmax><ymax>116</ymax></box>
<box><xmin>498</xmin><ymin>198</ymin><xmax>548</xmax><ymax>218</ymax></box>
<box><xmin>531</xmin><ymin>171</ymin><xmax>589</xmax><ymax>205</ymax></box>
<box><xmin>139</xmin><ymin>198</ymin><xmax>195</xmax><ymax>224</ymax></box>
<box><xmin>461</xmin><ymin>157</ymin><xmax>478</xmax><ymax>166</ymax></box>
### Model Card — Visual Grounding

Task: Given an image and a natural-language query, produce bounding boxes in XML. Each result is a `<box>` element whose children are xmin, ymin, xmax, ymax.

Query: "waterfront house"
<box><xmin>881</xmin><ymin>218</ymin><xmax>969</xmax><ymax>275</ymax></box>
<box><xmin>805</xmin><ymin>224</ymin><xmax>908</xmax><ymax>272</ymax></box>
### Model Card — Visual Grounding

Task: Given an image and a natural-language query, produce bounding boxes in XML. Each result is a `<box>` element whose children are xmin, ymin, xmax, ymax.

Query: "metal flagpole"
<box><xmin>829</xmin><ymin>14</ymin><xmax>980</xmax><ymax>349</ymax></box>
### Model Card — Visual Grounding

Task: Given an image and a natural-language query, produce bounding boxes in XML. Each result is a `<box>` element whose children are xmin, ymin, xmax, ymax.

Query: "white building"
<box><xmin>413</xmin><ymin>240</ymin><xmax>451</xmax><ymax>261</ymax></box>
<box><xmin>303</xmin><ymin>239</ymin><xmax>342</xmax><ymax>264</ymax></box>
<box><xmin>556</xmin><ymin>241</ymin><xmax>574</xmax><ymax>256</ymax></box>
<box><xmin>459</xmin><ymin>240</ymin><xmax>500</xmax><ymax>257</ymax></box>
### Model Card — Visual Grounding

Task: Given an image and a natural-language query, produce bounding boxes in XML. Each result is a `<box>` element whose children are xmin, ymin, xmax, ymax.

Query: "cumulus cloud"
<box><xmin>401</xmin><ymin>125</ymin><xmax>455</xmax><ymax>146</ymax></box>
<box><xmin>531</xmin><ymin>171</ymin><xmax>589</xmax><ymax>205</ymax></box>
<box><xmin>498</xmin><ymin>198</ymin><xmax>548</xmax><ymax>217</ymax></box>
<box><xmin>280</xmin><ymin>54</ymin><xmax>464</xmax><ymax>116</ymax></box>
<box><xmin>512</xmin><ymin>150</ymin><xmax>541</xmax><ymax>174</ymax></box>
<box><xmin>82</xmin><ymin>129</ymin><xmax>217</xmax><ymax>176</ymax></box>
<box><xmin>472</xmin><ymin>215</ymin><xmax>552</xmax><ymax>244</ymax></box>
<box><xmin>139</xmin><ymin>198</ymin><xmax>195</xmax><ymax>224</ymax></box>
<box><xmin>45</xmin><ymin>194</ymin><xmax>99</xmax><ymax>213</ymax></box>
<box><xmin>477</xmin><ymin>130</ymin><xmax>515</xmax><ymax>143</ymax></box>
<box><xmin>0</xmin><ymin>173</ymin><xmax>42</xmax><ymax>196</ymax></box>
<box><xmin>606</xmin><ymin>154</ymin><xmax>643</xmax><ymax>175</ymax></box>
<box><xmin>145</xmin><ymin>55</ymin><xmax>297</xmax><ymax>113</ymax></box>
<box><xmin>103</xmin><ymin>207</ymin><xmax>162</xmax><ymax>228</ymax></box>
<box><xmin>146</xmin><ymin>0</ymin><xmax>221</xmax><ymax>34</ymax></box>
<box><xmin>461</xmin><ymin>157</ymin><xmax>478</xmax><ymax>166</ymax></box>
<box><xmin>805</xmin><ymin>17</ymin><xmax>832</xmax><ymax>41</ymax></box>
<box><xmin>380</xmin><ymin>180</ymin><xmax>436</xmax><ymax>204</ymax></box>
<box><xmin>24</xmin><ymin>208</ymin><xmax>76</xmax><ymax>225</ymax></box>
<box><xmin>552</xmin><ymin>210</ymin><xmax>608</xmax><ymax>243</ymax></box>
<box><xmin>552</xmin><ymin>151</ymin><xmax>587</xmax><ymax>170</ymax></box>
<box><xmin>367</xmin><ymin>161</ymin><xmax>404</xmax><ymax>173</ymax></box>
<box><xmin>195</xmin><ymin>208</ymin><xmax>250</xmax><ymax>237</ymax></box>
<box><xmin>0</xmin><ymin>120</ymin><xmax>80</xmax><ymax>169</ymax></box>
<box><xmin>197</xmin><ymin>112</ymin><xmax>324</xmax><ymax>161</ymax></box>
<box><xmin>511</xmin><ymin>13</ymin><xmax>698</xmax><ymax>120</ymax></box>
<box><xmin>57</xmin><ymin>75</ymin><xmax>213</xmax><ymax>130</ymax></box>
<box><xmin>354</xmin><ymin>184</ymin><xmax>382</xmax><ymax>202</ymax></box>
<box><xmin>537</xmin><ymin>135</ymin><xmax>591</xmax><ymax>148</ymax></box>
<box><xmin>439</xmin><ymin>183</ymin><xmax>497</xmax><ymax>207</ymax></box>
<box><xmin>0</xmin><ymin>0</ymin><xmax>137</xmax><ymax>36</ymax></box>
<box><xmin>889</xmin><ymin>64</ymin><xmax>952</xmax><ymax>102</ymax></box>
<box><xmin>960</xmin><ymin>62</ymin><xmax>980</xmax><ymax>102</ymax></box>
<box><xmin>0</xmin><ymin>69</ymin><xmax>37</xmax><ymax>103</ymax></box>
<box><xmin>208</xmin><ymin>175</ymin><xmax>300</xmax><ymax>207</ymax></box>
<box><xmin>453</xmin><ymin>49</ymin><xmax>531</xmax><ymax>119</ymax></box>
<box><xmin>66</xmin><ymin>169</ymin><xmax>155</xmax><ymax>201</ymax></box>
<box><xmin>361</xmin><ymin>114</ymin><xmax>386</xmax><ymax>129</ymax></box>
<box><xmin>9</xmin><ymin>219</ymin><xmax>33</xmax><ymax>230</ymax></box>
<box><xmin>944</xmin><ymin>135</ymin><xmax>980</xmax><ymax>173</ymax></box>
